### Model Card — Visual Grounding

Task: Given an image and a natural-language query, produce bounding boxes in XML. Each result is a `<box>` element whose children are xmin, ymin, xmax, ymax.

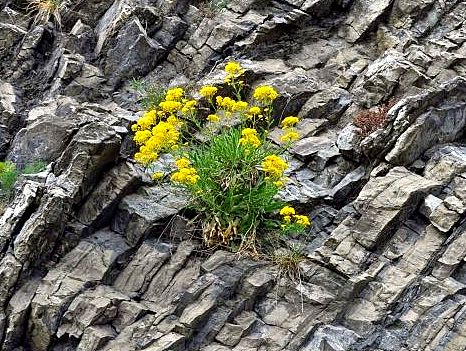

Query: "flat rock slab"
<box><xmin>112</xmin><ymin>185</ymin><xmax>189</xmax><ymax>246</ymax></box>
<box><xmin>352</xmin><ymin>166</ymin><xmax>440</xmax><ymax>249</ymax></box>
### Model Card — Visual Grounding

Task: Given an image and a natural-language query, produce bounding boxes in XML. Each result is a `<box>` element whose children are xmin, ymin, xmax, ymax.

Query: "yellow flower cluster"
<box><xmin>199</xmin><ymin>86</ymin><xmax>218</xmax><ymax>100</ymax></box>
<box><xmin>207</xmin><ymin>114</ymin><xmax>220</xmax><ymax>123</ymax></box>
<box><xmin>261</xmin><ymin>155</ymin><xmax>288</xmax><ymax>179</ymax></box>
<box><xmin>181</xmin><ymin>100</ymin><xmax>197</xmax><ymax>115</ymax></box>
<box><xmin>159</xmin><ymin>100</ymin><xmax>182</xmax><ymax>113</ymax></box>
<box><xmin>253</xmin><ymin>86</ymin><xmax>279</xmax><ymax>105</ymax></box>
<box><xmin>224</xmin><ymin>62</ymin><xmax>245</xmax><ymax>85</ymax></box>
<box><xmin>280</xmin><ymin>116</ymin><xmax>300</xmax><ymax>143</ymax></box>
<box><xmin>239</xmin><ymin>128</ymin><xmax>261</xmax><ymax>148</ymax></box>
<box><xmin>132</xmin><ymin>88</ymin><xmax>190</xmax><ymax>166</ymax></box>
<box><xmin>171</xmin><ymin>157</ymin><xmax>200</xmax><ymax>185</ymax></box>
<box><xmin>282</xmin><ymin>116</ymin><xmax>299</xmax><ymax>128</ymax></box>
<box><xmin>165</xmin><ymin>87</ymin><xmax>184</xmax><ymax>101</ymax></box>
<box><xmin>152</xmin><ymin>172</ymin><xmax>164</xmax><ymax>181</ymax></box>
<box><xmin>280</xmin><ymin>206</ymin><xmax>311</xmax><ymax>227</ymax></box>
<box><xmin>131</xmin><ymin>110</ymin><xmax>157</xmax><ymax>132</ymax></box>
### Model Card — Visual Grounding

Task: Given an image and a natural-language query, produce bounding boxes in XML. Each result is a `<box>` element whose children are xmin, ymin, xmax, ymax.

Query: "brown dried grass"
<box><xmin>353</xmin><ymin>99</ymin><xmax>397</xmax><ymax>137</ymax></box>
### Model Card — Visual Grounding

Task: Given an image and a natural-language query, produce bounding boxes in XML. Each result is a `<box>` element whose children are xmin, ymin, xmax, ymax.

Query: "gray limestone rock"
<box><xmin>77</xmin><ymin>325</ymin><xmax>116</xmax><ymax>351</ymax></box>
<box><xmin>112</xmin><ymin>185</ymin><xmax>188</xmax><ymax>245</ymax></box>
<box><xmin>344</xmin><ymin>0</ymin><xmax>394</xmax><ymax>43</ymax></box>
<box><xmin>7</xmin><ymin>115</ymin><xmax>79</xmax><ymax>167</ymax></box>
<box><xmin>1</xmin><ymin>0</ymin><xmax>466</xmax><ymax>350</ymax></box>
<box><xmin>27</xmin><ymin>230</ymin><xmax>130</xmax><ymax>351</ymax></box>
<box><xmin>77</xmin><ymin>161</ymin><xmax>142</xmax><ymax>229</ymax></box>
<box><xmin>57</xmin><ymin>286</ymin><xmax>129</xmax><ymax>339</ymax></box>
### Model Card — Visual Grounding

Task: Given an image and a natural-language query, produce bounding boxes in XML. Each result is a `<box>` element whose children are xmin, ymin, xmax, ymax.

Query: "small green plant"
<box><xmin>0</xmin><ymin>161</ymin><xmax>18</xmax><ymax>200</ymax></box>
<box><xmin>0</xmin><ymin>161</ymin><xmax>47</xmax><ymax>210</ymax></box>
<box><xmin>22</xmin><ymin>161</ymin><xmax>47</xmax><ymax>175</ymax></box>
<box><xmin>201</xmin><ymin>0</ymin><xmax>230</xmax><ymax>16</ymax></box>
<box><xmin>130</xmin><ymin>79</ymin><xmax>166</xmax><ymax>111</ymax></box>
<box><xmin>26</xmin><ymin>0</ymin><xmax>69</xmax><ymax>28</ymax></box>
<box><xmin>131</xmin><ymin>62</ymin><xmax>311</xmax><ymax>254</ymax></box>
<box><xmin>271</xmin><ymin>244</ymin><xmax>305</xmax><ymax>279</ymax></box>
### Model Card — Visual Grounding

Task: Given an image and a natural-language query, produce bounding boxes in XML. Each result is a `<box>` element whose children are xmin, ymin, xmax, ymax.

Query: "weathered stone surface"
<box><xmin>27</xmin><ymin>230</ymin><xmax>130</xmax><ymax>351</ymax></box>
<box><xmin>215</xmin><ymin>311</ymin><xmax>256</xmax><ymax>346</ymax></box>
<box><xmin>78</xmin><ymin>325</ymin><xmax>116</xmax><ymax>351</ymax></box>
<box><xmin>77</xmin><ymin>161</ymin><xmax>141</xmax><ymax>228</ymax></box>
<box><xmin>57</xmin><ymin>286</ymin><xmax>129</xmax><ymax>339</ymax></box>
<box><xmin>386</xmin><ymin>99</ymin><xmax>466</xmax><ymax>165</ymax></box>
<box><xmin>0</xmin><ymin>253</ymin><xmax>21</xmax><ymax>307</ymax></box>
<box><xmin>291</xmin><ymin>135</ymin><xmax>340</xmax><ymax>169</ymax></box>
<box><xmin>54</xmin><ymin>121</ymin><xmax>122</xmax><ymax>203</ymax></box>
<box><xmin>424</xmin><ymin>145</ymin><xmax>466</xmax><ymax>185</ymax></box>
<box><xmin>1</xmin><ymin>0</ymin><xmax>466</xmax><ymax>350</ymax></box>
<box><xmin>13</xmin><ymin>187</ymin><xmax>72</xmax><ymax>266</ymax></box>
<box><xmin>0</xmin><ymin>81</ymin><xmax>19</xmax><ymax>130</ymax></box>
<box><xmin>2</xmin><ymin>279</ymin><xmax>40</xmax><ymax>350</ymax></box>
<box><xmin>313</xmin><ymin>167</ymin><xmax>440</xmax><ymax>276</ymax></box>
<box><xmin>104</xmin><ymin>18</ymin><xmax>164</xmax><ymax>85</ymax></box>
<box><xmin>350</xmin><ymin>167</ymin><xmax>440</xmax><ymax>249</ymax></box>
<box><xmin>7</xmin><ymin>115</ymin><xmax>79</xmax><ymax>167</ymax></box>
<box><xmin>420</xmin><ymin>194</ymin><xmax>461</xmax><ymax>233</ymax></box>
<box><xmin>362</xmin><ymin>77</ymin><xmax>466</xmax><ymax>161</ymax></box>
<box><xmin>0</xmin><ymin>180</ymin><xmax>41</xmax><ymax>253</ymax></box>
<box><xmin>299</xmin><ymin>87</ymin><xmax>352</xmax><ymax>122</ymax></box>
<box><xmin>113</xmin><ymin>241</ymin><xmax>172</xmax><ymax>296</ymax></box>
<box><xmin>344</xmin><ymin>0</ymin><xmax>393</xmax><ymax>43</ymax></box>
<box><xmin>302</xmin><ymin>324</ymin><xmax>360</xmax><ymax>350</ymax></box>
<box><xmin>112</xmin><ymin>185</ymin><xmax>188</xmax><ymax>245</ymax></box>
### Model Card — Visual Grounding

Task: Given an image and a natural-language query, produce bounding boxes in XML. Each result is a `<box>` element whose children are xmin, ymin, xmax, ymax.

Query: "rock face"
<box><xmin>0</xmin><ymin>0</ymin><xmax>466</xmax><ymax>350</ymax></box>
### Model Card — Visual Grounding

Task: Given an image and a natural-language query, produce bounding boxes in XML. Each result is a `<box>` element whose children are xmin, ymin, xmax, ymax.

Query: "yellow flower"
<box><xmin>239</xmin><ymin>128</ymin><xmax>261</xmax><ymax>148</ymax></box>
<box><xmin>142</xmin><ymin>121</ymin><xmax>180</xmax><ymax>154</ymax></box>
<box><xmin>261</xmin><ymin>155</ymin><xmax>288</xmax><ymax>178</ymax></box>
<box><xmin>133</xmin><ymin>130</ymin><xmax>152</xmax><ymax>145</ymax></box>
<box><xmin>171</xmin><ymin>167</ymin><xmax>200</xmax><ymax>185</ymax></box>
<box><xmin>167</xmin><ymin>115</ymin><xmax>183</xmax><ymax>127</ymax></box>
<box><xmin>280</xmin><ymin>130</ymin><xmax>300</xmax><ymax>143</ymax></box>
<box><xmin>216</xmin><ymin>96</ymin><xmax>236</xmax><ymax>112</ymax></box>
<box><xmin>233</xmin><ymin>101</ymin><xmax>248</xmax><ymax>112</ymax></box>
<box><xmin>181</xmin><ymin>99</ymin><xmax>197</xmax><ymax>115</ymax></box>
<box><xmin>165</xmin><ymin>88</ymin><xmax>184</xmax><ymax>101</ymax></box>
<box><xmin>175</xmin><ymin>157</ymin><xmax>191</xmax><ymax>169</ymax></box>
<box><xmin>207</xmin><ymin>114</ymin><xmax>220</xmax><ymax>123</ymax></box>
<box><xmin>253</xmin><ymin>85</ymin><xmax>279</xmax><ymax>104</ymax></box>
<box><xmin>159</xmin><ymin>100</ymin><xmax>182</xmax><ymax>113</ymax></box>
<box><xmin>280</xmin><ymin>206</ymin><xmax>295</xmax><ymax>216</ymax></box>
<box><xmin>281</xmin><ymin>116</ymin><xmax>299</xmax><ymax>128</ymax></box>
<box><xmin>249</xmin><ymin>106</ymin><xmax>261</xmax><ymax>115</ymax></box>
<box><xmin>199</xmin><ymin>86</ymin><xmax>218</xmax><ymax>99</ymax></box>
<box><xmin>152</xmin><ymin>172</ymin><xmax>164</xmax><ymax>181</ymax></box>
<box><xmin>131</xmin><ymin>110</ymin><xmax>157</xmax><ymax>131</ymax></box>
<box><xmin>294</xmin><ymin>215</ymin><xmax>311</xmax><ymax>227</ymax></box>
<box><xmin>134</xmin><ymin>150</ymin><xmax>158</xmax><ymax>165</ymax></box>
<box><xmin>273</xmin><ymin>180</ymin><xmax>285</xmax><ymax>187</ymax></box>
<box><xmin>225</xmin><ymin>62</ymin><xmax>243</xmax><ymax>75</ymax></box>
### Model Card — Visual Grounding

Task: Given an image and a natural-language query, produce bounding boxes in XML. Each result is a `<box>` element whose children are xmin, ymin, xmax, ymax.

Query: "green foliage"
<box><xmin>22</xmin><ymin>161</ymin><xmax>47</xmax><ymax>175</ymax></box>
<box><xmin>0</xmin><ymin>161</ymin><xmax>47</xmax><ymax>206</ymax></box>
<box><xmin>130</xmin><ymin>79</ymin><xmax>166</xmax><ymax>111</ymax></box>
<box><xmin>131</xmin><ymin>62</ymin><xmax>311</xmax><ymax>254</ymax></box>
<box><xmin>188</xmin><ymin>128</ymin><xmax>284</xmax><ymax>249</ymax></box>
<box><xmin>0</xmin><ymin>161</ymin><xmax>18</xmax><ymax>200</ymax></box>
<box><xmin>271</xmin><ymin>244</ymin><xmax>305</xmax><ymax>279</ymax></box>
<box><xmin>206</xmin><ymin>0</ymin><xmax>230</xmax><ymax>13</ymax></box>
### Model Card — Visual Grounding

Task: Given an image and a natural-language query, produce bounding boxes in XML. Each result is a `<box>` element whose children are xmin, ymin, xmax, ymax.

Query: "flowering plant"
<box><xmin>131</xmin><ymin>62</ymin><xmax>310</xmax><ymax>253</ymax></box>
